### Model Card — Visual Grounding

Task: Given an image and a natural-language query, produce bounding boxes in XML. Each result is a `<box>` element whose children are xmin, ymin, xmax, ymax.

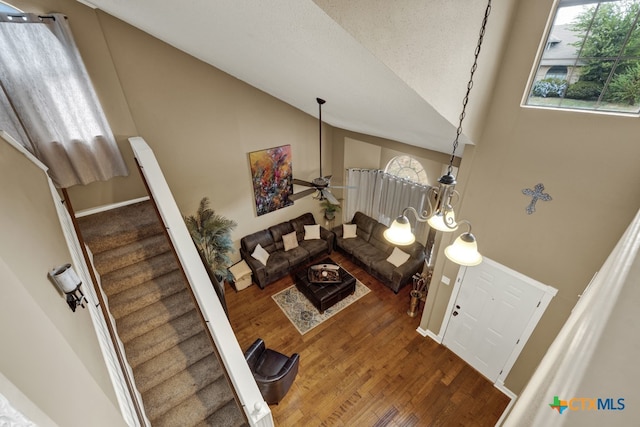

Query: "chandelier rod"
<box><xmin>447</xmin><ymin>0</ymin><xmax>492</xmax><ymax>175</ymax></box>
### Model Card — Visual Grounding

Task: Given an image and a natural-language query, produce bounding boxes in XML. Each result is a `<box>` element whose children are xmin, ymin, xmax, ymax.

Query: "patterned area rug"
<box><xmin>272</xmin><ymin>281</ymin><xmax>370</xmax><ymax>334</ymax></box>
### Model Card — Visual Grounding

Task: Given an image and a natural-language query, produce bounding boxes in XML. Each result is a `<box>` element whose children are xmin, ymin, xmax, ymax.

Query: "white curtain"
<box><xmin>345</xmin><ymin>168</ymin><xmax>432</xmax><ymax>243</ymax></box>
<box><xmin>0</xmin><ymin>13</ymin><xmax>128</xmax><ymax>188</ymax></box>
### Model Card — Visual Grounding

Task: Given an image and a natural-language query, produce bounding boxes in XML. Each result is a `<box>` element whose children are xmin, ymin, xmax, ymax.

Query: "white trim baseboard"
<box><xmin>416</xmin><ymin>326</ymin><xmax>442</xmax><ymax>343</ymax></box>
<box><xmin>75</xmin><ymin>196</ymin><xmax>150</xmax><ymax>218</ymax></box>
<box><xmin>494</xmin><ymin>381</ymin><xmax>517</xmax><ymax>426</ymax></box>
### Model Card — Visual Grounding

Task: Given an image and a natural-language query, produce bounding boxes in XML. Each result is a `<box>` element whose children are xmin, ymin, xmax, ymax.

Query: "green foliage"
<box><xmin>571</xmin><ymin>1</ymin><xmax>640</xmax><ymax>84</ymax></box>
<box><xmin>184</xmin><ymin>197</ymin><xmax>237</xmax><ymax>281</ymax></box>
<box><xmin>532</xmin><ymin>78</ymin><xmax>568</xmax><ymax>97</ymax></box>
<box><xmin>607</xmin><ymin>63</ymin><xmax>640</xmax><ymax>105</ymax></box>
<box><xmin>320</xmin><ymin>199</ymin><xmax>341</xmax><ymax>214</ymax></box>
<box><xmin>565</xmin><ymin>80</ymin><xmax>603</xmax><ymax>100</ymax></box>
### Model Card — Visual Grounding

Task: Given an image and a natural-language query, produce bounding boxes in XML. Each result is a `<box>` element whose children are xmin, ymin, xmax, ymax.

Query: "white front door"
<box><xmin>442</xmin><ymin>259</ymin><xmax>548</xmax><ymax>382</ymax></box>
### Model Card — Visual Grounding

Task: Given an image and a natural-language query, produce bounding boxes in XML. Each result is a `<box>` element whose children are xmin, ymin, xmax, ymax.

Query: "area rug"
<box><xmin>272</xmin><ymin>281</ymin><xmax>370</xmax><ymax>334</ymax></box>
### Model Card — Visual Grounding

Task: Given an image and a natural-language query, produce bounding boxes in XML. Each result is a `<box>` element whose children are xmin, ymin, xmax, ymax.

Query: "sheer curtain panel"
<box><xmin>0</xmin><ymin>13</ymin><xmax>128</xmax><ymax>188</ymax></box>
<box><xmin>345</xmin><ymin>168</ymin><xmax>432</xmax><ymax>244</ymax></box>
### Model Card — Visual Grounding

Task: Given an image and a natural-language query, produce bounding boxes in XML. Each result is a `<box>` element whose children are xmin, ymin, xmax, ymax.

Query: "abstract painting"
<box><xmin>249</xmin><ymin>145</ymin><xmax>294</xmax><ymax>216</ymax></box>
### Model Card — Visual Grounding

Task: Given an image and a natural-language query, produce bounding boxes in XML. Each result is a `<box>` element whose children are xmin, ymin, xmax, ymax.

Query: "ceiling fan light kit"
<box><xmin>385</xmin><ymin>0</ymin><xmax>491</xmax><ymax>267</ymax></box>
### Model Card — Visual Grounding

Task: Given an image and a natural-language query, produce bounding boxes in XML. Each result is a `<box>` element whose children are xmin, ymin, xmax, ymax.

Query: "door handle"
<box><xmin>456</xmin><ymin>305</ymin><xmax>460</xmax><ymax>309</ymax></box>
<box><xmin>452</xmin><ymin>311</ymin><xmax>459</xmax><ymax>316</ymax></box>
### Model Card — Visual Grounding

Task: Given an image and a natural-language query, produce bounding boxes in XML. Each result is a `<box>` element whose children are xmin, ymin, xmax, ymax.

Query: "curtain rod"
<box><xmin>0</xmin><ymin>13</ymin><xmax>65</xmax><ymax>23</ymax></box>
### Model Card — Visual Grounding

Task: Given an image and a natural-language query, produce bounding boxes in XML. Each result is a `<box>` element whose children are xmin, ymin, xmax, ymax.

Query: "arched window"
<box><xmin>384</xmin><ymin>155</ymin><xmax>429</xmax><ymax>185</ymax></box>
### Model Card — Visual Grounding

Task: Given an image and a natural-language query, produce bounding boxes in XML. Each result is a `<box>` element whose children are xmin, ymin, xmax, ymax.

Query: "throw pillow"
<box><xmin>387</xmin><ymin>247</ymin><xmax>411</xmax><ymax>267</ymax></box>
<box><xmin>343</xmin><ymin>223</ymin><xmax>357</xmax><ymax>239</ymax></box>
<box><xmin>304</xmin><ymin>224</ymin><xmax>320</xmax><ymax>240</ymax></box>
<box><xmin>251</xmin><ymin>243</ymin><xmax>270</xmax><ymax>266</ymax></box>
<box><xmin>283</xmin><ymin>231</ymin><xmax>299</xmax><ymax>251</ymax></box>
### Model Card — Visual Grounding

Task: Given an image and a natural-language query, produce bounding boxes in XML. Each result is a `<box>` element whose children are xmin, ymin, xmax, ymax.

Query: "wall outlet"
<box><xmin>441</xmin><ymin>275</ymin><xmax>450</xmax><ymax>285</ymax></box>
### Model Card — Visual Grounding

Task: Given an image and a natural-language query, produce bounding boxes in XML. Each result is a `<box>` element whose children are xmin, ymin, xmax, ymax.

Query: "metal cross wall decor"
<box><xmin>522</xmin><ymin>183</ymin><xmax>552</xmax><ymax>215</ymax></box>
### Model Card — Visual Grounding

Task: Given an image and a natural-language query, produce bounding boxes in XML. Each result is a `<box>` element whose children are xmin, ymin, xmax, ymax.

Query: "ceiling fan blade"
<box><xmin>290</xmin><ymin>188</ymin><xmax>316</xmax><ymax>201</ymax></box>
<box><xmin>293</xmin><ymin>178</ymin><xmax>314</xmax><ymax>187</ymax></box>
<box><xmin>322</xmin><ymin>189</ymin><xmax>340</xmax><ymax>205</ymax></box>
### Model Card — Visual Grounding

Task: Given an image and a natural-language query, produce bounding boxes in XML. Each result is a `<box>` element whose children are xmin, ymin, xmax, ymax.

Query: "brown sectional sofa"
<box><xmin>332</xmin><ymin>211</ymin><xmax>425</xmax><ymax>293</ymax></box>
<box><xmin>240</xmin><ymin>212</ymin><xmax>335</xmax><ymax>289</ymax></box>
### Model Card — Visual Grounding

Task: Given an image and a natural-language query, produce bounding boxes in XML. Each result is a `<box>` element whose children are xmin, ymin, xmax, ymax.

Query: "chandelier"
<box><xmin>384</xmin><ymin>0</ymin><xmax>492</xmax><ymax>267</ymax></box>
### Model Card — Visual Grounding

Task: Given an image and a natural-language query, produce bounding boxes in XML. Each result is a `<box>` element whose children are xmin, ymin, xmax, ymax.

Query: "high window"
<box><xmin>384</xmin><ymin>155</ymin><xmax>429</xmax><ymax>185</ymax></box>
<box><xmin>0</xmin><ymin>2</ymin><xmax>20</xmax><ymax>12</ymax></box>
<box><xmin>525</xmin><ymin>0</ymin><xmax>640</xmax><ymax>114</ymax></box>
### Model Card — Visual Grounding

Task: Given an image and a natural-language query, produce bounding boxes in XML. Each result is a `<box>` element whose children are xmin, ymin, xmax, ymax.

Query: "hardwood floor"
<box><xmin>225</xmin><ymin>252</ymin><xmax>510</xmax><ymax>426</ymax></box>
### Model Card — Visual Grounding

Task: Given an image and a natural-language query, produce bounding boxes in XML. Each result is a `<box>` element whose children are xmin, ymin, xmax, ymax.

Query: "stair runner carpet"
<box><xmin>77</xmin><ymin>200</ymin><xmax>246</xmax><ymax>427</ymax></box>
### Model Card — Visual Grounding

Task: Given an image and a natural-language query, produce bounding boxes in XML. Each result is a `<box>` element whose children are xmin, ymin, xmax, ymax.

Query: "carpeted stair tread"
<box><xmin>117</xmin><ymin>289</ymin><xmax>196</xmax><ymax>343</ymax></box>
<box><xmin>134</xmin><ymin>331</ymin><xmax>214</xmax><ymax>394</ymax></box>
<box><xmin>107</xmin><ymin>269</ymin><xmax>186</xmax><ymax>320</ymax></box>
<box><xmin>78</xmin><ymin>200</ymin><xmax>245</xmax><ymax>426</ymax></box>
<box><xmin>124</xmin><ymin>309</ymin><xmax>204</xmax><ymax>368</ymax></box>
<box><xmin>144</xmin><ymin>354</ymin><xmax>226</xmax><ymax>422</ymax></box>
<box><xmin>155</xmin><ymin>378</ymin><xmax>244</xmax><ymax>427</ymax></box>
<box><xmin>78</xmin><ymin>200</ymin><xmax>164</xmax><ymax>254</ymax></box>
<box><xmin>92</xmin><ymin>233</ymin><xmax>171</xmax><ymax>275</ymax></box>
<box><xmin>196</xmin><ymin>400</ymin><xmax>248</xmax><ymax>427</ymax></box>
<box><xmin>100</xmin><ymin>251</ymin><xmax>179</xmax><ymax>296</ymax></box>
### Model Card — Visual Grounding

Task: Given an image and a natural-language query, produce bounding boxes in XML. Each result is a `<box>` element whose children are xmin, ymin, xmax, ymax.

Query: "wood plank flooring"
<box><xmin>225</xmin><ymin>252</ymin><xmax>510</xmax><ymax>426</ymax></box>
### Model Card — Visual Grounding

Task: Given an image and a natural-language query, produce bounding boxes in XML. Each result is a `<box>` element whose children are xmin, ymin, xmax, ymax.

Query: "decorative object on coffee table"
<box><xmin>308</xmin><ymin>263</ymin><xmax>341</xmax><ymax>283</ymax></box>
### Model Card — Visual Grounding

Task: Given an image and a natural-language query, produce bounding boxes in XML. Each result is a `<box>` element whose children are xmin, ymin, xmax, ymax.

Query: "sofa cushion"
<box><xmin>264</xmin><ymin>251</ymin><xmax>290</xmax><ymax>279</ymax></box>
<box><xmin>299</xmin><ymin>238</ymin><xmax>329</xmax><ymax>259</ymax></box>
<box><xmin>304</xmin><ymin>224</ymin><xmax>320</xmax><ymax>240</ymax></box>
<box><xmin>269</xmin><ymin>222</ymin><xmax>294</xmax><ymax>251</ymax></box>
<box><xmin>387</xmin><ymin>247</ymin><xmax>411</xmax><ymax>267</ymax></box>
<box><xmin>283</xmin><ymin>231</ymin><xmax>299</xmax><ymax>251</ymax></box>
<box><xmin>353</xmin><ymin>242</ymin><xmax>388</xmax><ymax>269</ymax></box>
<box><xmin>352</xmin><ymin>211</ymin><xmax>377</xmax><ymax>241</ymax></box>
<box><xmin>369</xmin><ymin>223</ymin><xmax>393</xmax><ymax>255</ymax></box>
<box><xmin>242</xmin><ymin>229</ymin><xmax>276</xmax><ymax>254</ymax></box>
<box><xmin>252</xmin><ymin>243</ymin><xmax>270</xmax><ymax>266</ymax></box>
<box><xmin>343</xmin><ymin>223</ymin><xmax>357</xmax><ymax>239</ymax></box>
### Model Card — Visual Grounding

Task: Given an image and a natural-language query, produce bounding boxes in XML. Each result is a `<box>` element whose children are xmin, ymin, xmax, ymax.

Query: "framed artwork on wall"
<box><xmin>249</xmin><ymin>144</ymin><xmax>294</xmax><ymax>216</ymax></box>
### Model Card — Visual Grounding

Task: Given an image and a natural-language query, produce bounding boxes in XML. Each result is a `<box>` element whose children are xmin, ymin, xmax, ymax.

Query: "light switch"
<box><xmin>441</xmin><ymin>275</ymin><xmax>450</xmax><ymax>285</ymax></box>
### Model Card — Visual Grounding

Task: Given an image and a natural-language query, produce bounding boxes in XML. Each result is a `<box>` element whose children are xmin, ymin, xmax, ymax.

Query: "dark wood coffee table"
<box><xmin>293</xmin><ymin>257</ymin><xmax>356</xmax><ymax>313</ymax></box>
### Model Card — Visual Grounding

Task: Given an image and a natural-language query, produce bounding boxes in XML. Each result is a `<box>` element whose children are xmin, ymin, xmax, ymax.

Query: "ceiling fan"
<box><xmin>290</xmin><ymin>97</ymin><xmax>345</xmax><ymax>206</ymax></box>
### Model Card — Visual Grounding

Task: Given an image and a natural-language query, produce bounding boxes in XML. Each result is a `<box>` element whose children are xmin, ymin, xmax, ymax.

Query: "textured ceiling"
<box><xmin>77</xmin><ymin>0</ymin><xmax>512</xmax><ymax>156</ymax></box>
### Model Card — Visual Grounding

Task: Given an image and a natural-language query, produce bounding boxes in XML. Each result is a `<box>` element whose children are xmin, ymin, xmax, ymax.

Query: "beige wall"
<box><xmin>0</xmin><ymin>137</ymin><xmax>125</xmax><ymax>426</ymax></box>
<box><xmin>421</xmin><ymin>0</ymin><xmax>640</xmax><ymax>394</ymax></box>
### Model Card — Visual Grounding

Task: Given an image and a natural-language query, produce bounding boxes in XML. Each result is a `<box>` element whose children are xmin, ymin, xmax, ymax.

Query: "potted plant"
<box><xmin>320</xmin><ymin>199</ymin><xmax>341</xmax><ymax>220</ymax></box>
<box><xmin>184</xmin><ymin>197</ymin><xmax>237</xmax><ymax>282</ymax></box>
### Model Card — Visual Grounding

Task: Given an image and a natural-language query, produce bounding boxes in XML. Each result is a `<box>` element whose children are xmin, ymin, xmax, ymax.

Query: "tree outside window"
<box><xmin>526</xmin><ymin>0</ymin><xmax>640</xmax><ymax>114</ymax></box>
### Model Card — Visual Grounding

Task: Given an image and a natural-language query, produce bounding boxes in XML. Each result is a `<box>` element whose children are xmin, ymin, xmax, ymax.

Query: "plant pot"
<box><xmin>324</xmin><ymin>211</ymin><xmax>335</xmax><ymax>220</ymax></box>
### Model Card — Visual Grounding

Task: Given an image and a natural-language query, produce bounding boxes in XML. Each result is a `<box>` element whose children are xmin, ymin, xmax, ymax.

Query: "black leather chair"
<box><xmin>244</xmin><ymin>338</ymin><xmax>300</xmax><ymax>405</ymax></box>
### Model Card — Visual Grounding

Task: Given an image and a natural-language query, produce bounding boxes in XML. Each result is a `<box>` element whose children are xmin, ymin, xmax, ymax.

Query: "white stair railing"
<box><xmin>129</xmin><ymin>137</ymin><xmax>272</xmax><ymax>427</ymax></box>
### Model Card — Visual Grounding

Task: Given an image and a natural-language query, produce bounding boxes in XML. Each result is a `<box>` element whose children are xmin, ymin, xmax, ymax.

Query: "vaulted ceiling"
<box><xmin>77</xmin><ymin>0</ymin><xmax>517</xmax><ymax>156</ymax></box>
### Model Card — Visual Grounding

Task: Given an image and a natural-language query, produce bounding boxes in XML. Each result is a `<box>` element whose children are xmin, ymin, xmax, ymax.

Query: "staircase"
<box><xmin>77</xmin><ymin>200</ymin><xmax>246</xmax><ymax>427</ymax></box>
